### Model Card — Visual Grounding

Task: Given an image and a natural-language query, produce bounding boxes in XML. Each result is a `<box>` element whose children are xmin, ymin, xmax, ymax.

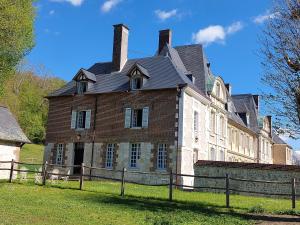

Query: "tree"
<box><xmin>261</xmin><ymin>0</ymin><xmax>300</xmax><ymax>138</ymax></box>
<box><xmin>0</xmin><ymin>0</ymin><xmax>35</xmax><ymax>96</ymax></box>
<box><xmin>1</xmin><ymin>68</ymin><xmax>65</xmax><ymax>143</ymax></box>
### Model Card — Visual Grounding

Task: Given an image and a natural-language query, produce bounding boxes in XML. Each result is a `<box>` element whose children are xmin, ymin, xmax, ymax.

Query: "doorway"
<box><xmin>73</xmin><ymin>143</ymin><xmax>84</xmax><ymax>174</ymax></box>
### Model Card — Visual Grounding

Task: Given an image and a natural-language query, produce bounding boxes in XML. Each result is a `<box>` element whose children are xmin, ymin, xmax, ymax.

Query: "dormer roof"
<box><xmin>127</xmin><ymin>63</ymin><xmax>150</xmax><ymax>78</ymax></box>
<box><xmin>73</xmin><ymin>68</ymin><xmax>96</xmax><ymax>82</ymax></box>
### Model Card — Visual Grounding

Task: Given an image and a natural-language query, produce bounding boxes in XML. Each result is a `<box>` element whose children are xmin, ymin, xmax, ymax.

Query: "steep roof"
<box><xmin>272</xmin><ymin>132</ymin><xmax>287</xmax><ymax>145</ymax></box>
<box><xmin>0</xmin><ymin>106</ymin><xmax>30</xmax><ymax>143</ymax></box>
<box><xmin>48</xmin><ymin>44</ymin><xmax>211</xmax><ymax>99</ymax></box>
<box><xmin>231</xmin><ymin>94</ymin><xmax>259</xmax><ymax>132</ymax></box>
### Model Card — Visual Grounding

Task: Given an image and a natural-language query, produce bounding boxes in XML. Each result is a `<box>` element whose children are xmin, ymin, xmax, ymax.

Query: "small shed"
<box><xmin>0</xmin><ymin>106</ymin><xmax>30</xmax><ymax>179</ymax></box>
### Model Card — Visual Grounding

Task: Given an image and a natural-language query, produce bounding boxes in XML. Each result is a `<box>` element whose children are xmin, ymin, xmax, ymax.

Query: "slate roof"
<box><xmin>272</xmin><ymin>132</ymin><xmax>287</xmax><ymax>145</ymax></box>
<box><xmin>48</xmin><ymin>44</ymin><xmax>211</xmax><ymax>99</ymax></box>
<box><xmin>231</xmin><ymin>94</ymin><xmax>259</xmax><ymax>132</ymax></box>
<box><xmin>0</xmin><ymin>106</ymin><xmax>30</xmax><ymax>143</ymax></box>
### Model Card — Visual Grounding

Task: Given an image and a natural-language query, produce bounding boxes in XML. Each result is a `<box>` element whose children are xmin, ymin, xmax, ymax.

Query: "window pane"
<box><xmin>130</xmin><ymin>143</ymin><xmax>140</xmax><ymax>168</ymax></box>
<box><xmin>77</xmin><ymin>111</ymin><xmax>86</xmax><ymax>129</ymax></box>
<box><xmin>56</xmin><ymin>144</ymin><xmax>64</xmax><ymax>165</ymax></box>
<box><xmin>132</xmin><ymin>109</ymin><xmax>143</xmax><ymax>127</ymax></box>
<box><xmin>106</xmin><ymin>144</ymin><xmax>114</xmax><ymax>168</ymax></box>
<box><xmin>157</xmin><ymin>144</ymin><xmax>167</xmax><ymax>169</ymax></box>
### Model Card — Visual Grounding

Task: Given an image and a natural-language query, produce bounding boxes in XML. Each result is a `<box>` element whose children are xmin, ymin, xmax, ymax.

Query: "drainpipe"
<box><xmin>90</xmin><ymin>95</ymin><xmax>98</xmax><ymax>178</ymax></box>
<box><xmin>175</xmin><ymin>84</ymin><xmax>185</xmax><ymax>186</ymax></box>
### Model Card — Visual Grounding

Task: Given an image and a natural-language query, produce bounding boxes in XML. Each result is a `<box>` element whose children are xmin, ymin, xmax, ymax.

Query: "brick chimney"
<box><xmin>112</xmin><ymin>24</ymin><xmax>129</xmax><ymax>72</ymax></box>
<box><xmin>158</xmin><ymin>29</ymin><xmax>172</xmax><ymax>54</ymax></box>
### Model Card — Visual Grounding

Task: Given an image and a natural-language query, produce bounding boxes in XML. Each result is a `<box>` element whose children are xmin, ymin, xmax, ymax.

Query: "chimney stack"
<box><xmin>112</xmin><ymin>24</ymin><xmax>129</xmax><ymax>71</ymax></box>
<box><xmin>253</xmin><ymin>95</ymin><xmax>259</xmax><ymax>110</ymax></box>
<box><xmin>158</xmin><ymin>29</ymin><xmax>172</xmax><ymax>54</ymax></box>
<box><xmin>225</xmin><ymin>83</ymin><xmax>232</xmax><ymax>96</ymax></box>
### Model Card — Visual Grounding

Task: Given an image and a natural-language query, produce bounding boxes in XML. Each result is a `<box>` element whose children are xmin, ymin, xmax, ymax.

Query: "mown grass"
<box><xmin>0</xmin><ymin>179</ymin><xmax>299</xmax><ymax>225</ymax></box>
<box><xmin>19</xmin><ymin>144</ymin><xmax>44</xmax><ymax>171</ymax></box>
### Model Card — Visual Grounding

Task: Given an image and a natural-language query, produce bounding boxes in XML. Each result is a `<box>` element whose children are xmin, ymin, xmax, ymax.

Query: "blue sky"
<box><xmin>27</xmin><ymin>0</ymin><xmax>299</xmax><ymax>150</ymax></box>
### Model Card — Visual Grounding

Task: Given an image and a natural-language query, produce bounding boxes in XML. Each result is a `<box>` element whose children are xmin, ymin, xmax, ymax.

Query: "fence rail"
<box><xmin>0</xmin><ymin>160</ymin><xmax>298</xmax><ymax>209</ymax></box>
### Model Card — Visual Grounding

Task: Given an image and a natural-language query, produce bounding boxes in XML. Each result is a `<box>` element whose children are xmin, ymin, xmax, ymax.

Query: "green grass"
<box><xmin>0</xmin><ymin>180</ymin><xmax>299</xmax><ymax>225</ymax></box>
<box><xmin>20</xmin><ymin>144</ymin><xmax>44</xmax><ymax>164</ymax></box>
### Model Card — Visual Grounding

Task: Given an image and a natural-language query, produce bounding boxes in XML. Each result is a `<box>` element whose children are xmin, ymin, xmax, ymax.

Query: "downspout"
<box><xmin>90</xmin><ymin>95</ymin><xmax>98</xmax><ymax>179</ymax></box>
<box><xmin>175</xmin><ymin>84</ymin><xmax>185</xmax><ymax>186</ymax></box>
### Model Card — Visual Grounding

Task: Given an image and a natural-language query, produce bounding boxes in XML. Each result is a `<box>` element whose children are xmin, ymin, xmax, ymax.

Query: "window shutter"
<box><xmin>124</xmin><ymin>108</ymin><xmax>132</xmax><ymax>128</ymax></box>
<box><xmin>71</xmin><ymin>110</ymin><xmax>77</xmax><ymax>129</ymax></box>
<box><xmin>85</xmin><ymin>110</ymin><xmax>91</xmax><ymax>129</ymax></box>
<box><xmin>142</xmin><ymin>107</ymin><xmax>149</xmax><ymax>128</ymax></box>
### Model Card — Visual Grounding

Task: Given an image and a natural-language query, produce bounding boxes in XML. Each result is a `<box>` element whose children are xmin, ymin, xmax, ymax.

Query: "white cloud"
<box><xmin>49</xmin><ymin>10</ymin><xmax>55</xmax><ymax>15</ymax></box>
<box><xmin>155</xmin><ymin>9</ymin><xmax>178</xmax><ymax>21</ymax></box>
<box><xmin>226</xmin><ymin>21</ymin><xmax>243</xmax><ymax>34</ymax></box>
<box><xmin>253</xmin><ymin>11</ymin><xmax>279</xmax><ymax>24</ymax></box>
<box><xmin>50</xmin><ymin>0</ymin><xmax>84</xmax><ymax>7</ymax></box>
<box><xmin>192</xmin><ymin>21</ymin><xmax>244</xmax><ymax>46</ymax></box>
<box><xmin>101</xmin><ymin>0</ymin><xmax>122</xmax><ymax>13</ymax></box>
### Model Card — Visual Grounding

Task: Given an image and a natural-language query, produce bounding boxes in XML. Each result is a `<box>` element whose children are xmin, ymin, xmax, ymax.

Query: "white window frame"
<box><xmin>210</xmin><ymin>111</ymin><xmax>216</xmax><ymax>133</ymax></box>
<box><xmin>157</xmin><ymin>144</ymin><xmax>167</xmax><ymax>170</ymax></box>
<box><xmin>105</xmin><ymin>144</ymin><xmax>115</xmax><ymax>169</ymax></box>
<box><xmin>131</xmin><ymin>77</ymin><xmax>143</xmax><ymax>90</ymax></box>
<box><xmin>130</xmin><ymin>143</ymin><xmax>141</xmax><ymax>168</ymax></box>
<box><xmin>77</xmin><ymin>81</ymin><xmax>87</xmax><ymax>94</ymax></box>
<box><xmin>210</xmin><ymin>148</ymin><xmax>216</xmax><ymax>161</ymax></box>
<box><xmin>56</xmin><ymin>144</ymin><xmax>64</xmax><ymax>165</ymax></box>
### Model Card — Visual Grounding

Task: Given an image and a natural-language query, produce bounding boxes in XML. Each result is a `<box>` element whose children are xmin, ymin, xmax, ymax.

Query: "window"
<box><xmin>77</xmin><ymin>82</ymin><xmax>87</xmax><ymax>94</ymax></box>
<box><xmin>210</xmin><ymin>148</ymin><xmax>216</xmax><ymax>161</ymax></box>
<box><xmin>105</xmin><ymin>144</ymin><xmax>115</xmax><ymax>168</ymax></box>
<box><xmin>216</xmin><ymin>83</ymin><xmax>221</xmax><ymax>98</ymax></box>
<box><xmin>130</xmin><ymin>143</ymin><xmax>141</xmax><ymax>168</ymax></box>
<box><xmin>131</xmin><ymin>77</ymin><xmax>142</xmax><ymax>90</ymax></box>
<box><xmin>124</xmin><ymin>107</ymin><xmax>149</xmax><ymax>128</ymax></box>
<box><xmin>220</xmin><ymin>116</ymin><xmax>225</xmax><ymax>137</ymax></box>
<box><xmin>132</xmin><ymin>109</ymin><xmax>143</xmax><ymax>127</ymax></box>
<box><xmin>194</xmin><ymin>111</ymin><xmax>199</xmax><ymax>136</ymax></box>
<box><xmin>71</xmin><ymin>110</ymin><xmax>91</xmax><ymax>129</ymax></box>
<box><xmin>56</xmin><ymin>144</ymin><xmax>64</xmax><ymax>165</ymax></box>
<box><xmin>219</xmin><ymin>150</ymin><xmax>225</xmax><ymax>161</ymax></box>
<box><xmin>157</xmin><ymin>144</ymin><xmax>167</xmax><ymax>170</ymax></box>
<box><xmin>210</xmin><ymin>111</ymin><xmax>216</xmax><ymax>133</ymax></box>
<box><xmin>77</xmin><ymin>111</ymin><xmax>86</xmax><ymax>129</ymax></box>
<box><xmin>193</xmin><ymin>149</ymin><xmax>199</xmax><ymax>164</ymax></box>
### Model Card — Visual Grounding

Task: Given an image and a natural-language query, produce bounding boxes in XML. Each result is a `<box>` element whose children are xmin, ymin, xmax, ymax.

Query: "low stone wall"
<box><xmin>194</xmin><ymin>160</ymin><xmax>300</xmax><ymax>198</ymax></box>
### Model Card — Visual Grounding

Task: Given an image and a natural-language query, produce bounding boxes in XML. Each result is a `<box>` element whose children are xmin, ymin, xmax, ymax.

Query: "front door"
<box><xmin>73</xmin><ymin>143</ymin><xmax>84</xmax><ymax>174</ymax></box>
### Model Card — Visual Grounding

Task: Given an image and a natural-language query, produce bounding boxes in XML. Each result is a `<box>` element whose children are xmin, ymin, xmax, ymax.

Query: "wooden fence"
<box><xmin>0</xmin><ymin>160</ymin><xmax>298</xmax><ymax>209</ymax></box>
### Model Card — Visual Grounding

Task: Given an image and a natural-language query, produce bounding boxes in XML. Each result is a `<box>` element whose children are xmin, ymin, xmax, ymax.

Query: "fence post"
<box><xmin>79</xmin><ymin>163</ymin><xmax>85</xmax><ymax>190</ymax></box>
<box><xmin>292</xmin><ymin>178</ymin><xmax>296</xmax><ymax>209</ymax></box>
<box><xmin>42</xmin><ymin>161</ymin><xmax>48</xmax><ymax>186</ymax></box>
<box><xmin>226</xmin><ymin>173</ymin><xmax>230</xmax><ymax>208</ymax></box>
<box><xmin>120</xmin><ymin>167</ymin><xmax>126</xmax><ymax>197</ymax></box>
<box><xmin>9</xmin><ymin>159</ymin><xmax>14</xmax><ymax>183</ymax></box>
<box><xmin>169</xmin><ymin>170</ymin><xmax>173</xmax><ymax>201</ymax></box>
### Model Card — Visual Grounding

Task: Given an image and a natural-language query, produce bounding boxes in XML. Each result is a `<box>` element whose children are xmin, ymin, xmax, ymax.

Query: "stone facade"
<box><xmin>273</xmin><ymin>144</ymin><xmax>293</xmax><ymax>165</ymax></box>
<box><xmin>194</xmin><ymin>160</ymin><xmax>300</xmax><ymax>198</ymax></box>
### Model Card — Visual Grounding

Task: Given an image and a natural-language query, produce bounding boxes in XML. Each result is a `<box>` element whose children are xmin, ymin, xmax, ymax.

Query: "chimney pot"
<box><xmin>158</xmin><ymin>29</ymin><xmax>172</xmax><ymax>54</ymax></box>
<box><xmin>112</xmin><ymin>24</ymin><xmax>129</xmax><ymax>71</ymax></box>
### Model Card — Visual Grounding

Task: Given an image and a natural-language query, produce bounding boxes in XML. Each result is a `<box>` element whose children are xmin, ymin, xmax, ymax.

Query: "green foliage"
<box><xmin>247</xmin><ymin>204</ymin><xmax>265</xmax><ymax>214</ymax></box>
<box><xmin>20</xmin><ymin>144</ymin><xmax>44</xmax><ymax>163</ymax></box>
<box><xmin>0</xmin><ymin>0</ymin><xmax>35</xmax><ymax>96</ymax></box>
<box><xmin>0</xmin><ymin>72</ymin><xmax>65</xmax><ymax>143</ymax></box>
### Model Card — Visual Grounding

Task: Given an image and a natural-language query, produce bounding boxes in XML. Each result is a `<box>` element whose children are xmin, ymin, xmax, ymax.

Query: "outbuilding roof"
<box><xmin>0</xmin><ymin>106</ymin><xmax>30</xmax><ymax>143</ymax></box>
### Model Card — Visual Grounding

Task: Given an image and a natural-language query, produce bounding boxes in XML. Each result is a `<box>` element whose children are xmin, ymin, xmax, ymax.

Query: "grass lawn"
<box><xmin>0</xmin><ymin>179</ymin><xmax>299</xmax><ymax>225</ymax></box>
<box><xmin>20</xmin><ymin>144</ymin><xmax>44</xmax><ymax>164</ymax></box>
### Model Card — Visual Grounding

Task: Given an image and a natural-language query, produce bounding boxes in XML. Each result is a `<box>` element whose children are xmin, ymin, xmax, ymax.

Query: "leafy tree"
<box><xmin>261</xmin><ymin>0</ymin><xmax>300</xmax><ymax>138</ymax></box>
<box><xmin>1</xmin><ymin>69</ymin><xmax>65</xmax><ymax>143</ymax></box>
<box><xmin>0</xmin><ymin>0</ymin><xmax>35</xmax><ymax>96</ymax></box>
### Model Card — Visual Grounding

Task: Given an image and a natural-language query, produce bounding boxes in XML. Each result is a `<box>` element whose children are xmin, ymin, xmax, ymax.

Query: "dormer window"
<box><xmin>127</xmin><ymin>63</ymin><xmax>150</xmax><ymax>91</ymax></box>
<box><xmin>131</xmin><ymin>77</ymin><xmax>142</xmax><ymax>90</ymax></box>
<box><xmin>77</xmin><ymin>82</ymin><xmax>88</xmax><ymax>94</ymax></box>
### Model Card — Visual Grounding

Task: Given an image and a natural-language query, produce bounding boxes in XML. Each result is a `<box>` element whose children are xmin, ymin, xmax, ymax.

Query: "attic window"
<box><xmin>131</xmin><ymin>77</ymin><xmax>142</xmax><ymax>90</ymax></box>
<box><xmin>77</xmin><ymin>82</ymin><xmax>87</xmax><ymax>94</ymax></box>
<box><xmin>216</xmin><ymin>83</ymin><xmax>221</xmax><ymax>98</ymax></box>
<box><xmin>186</xmin><ymin>74</ymin><xmax>195</xmax><ymax>84</ymax></box>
